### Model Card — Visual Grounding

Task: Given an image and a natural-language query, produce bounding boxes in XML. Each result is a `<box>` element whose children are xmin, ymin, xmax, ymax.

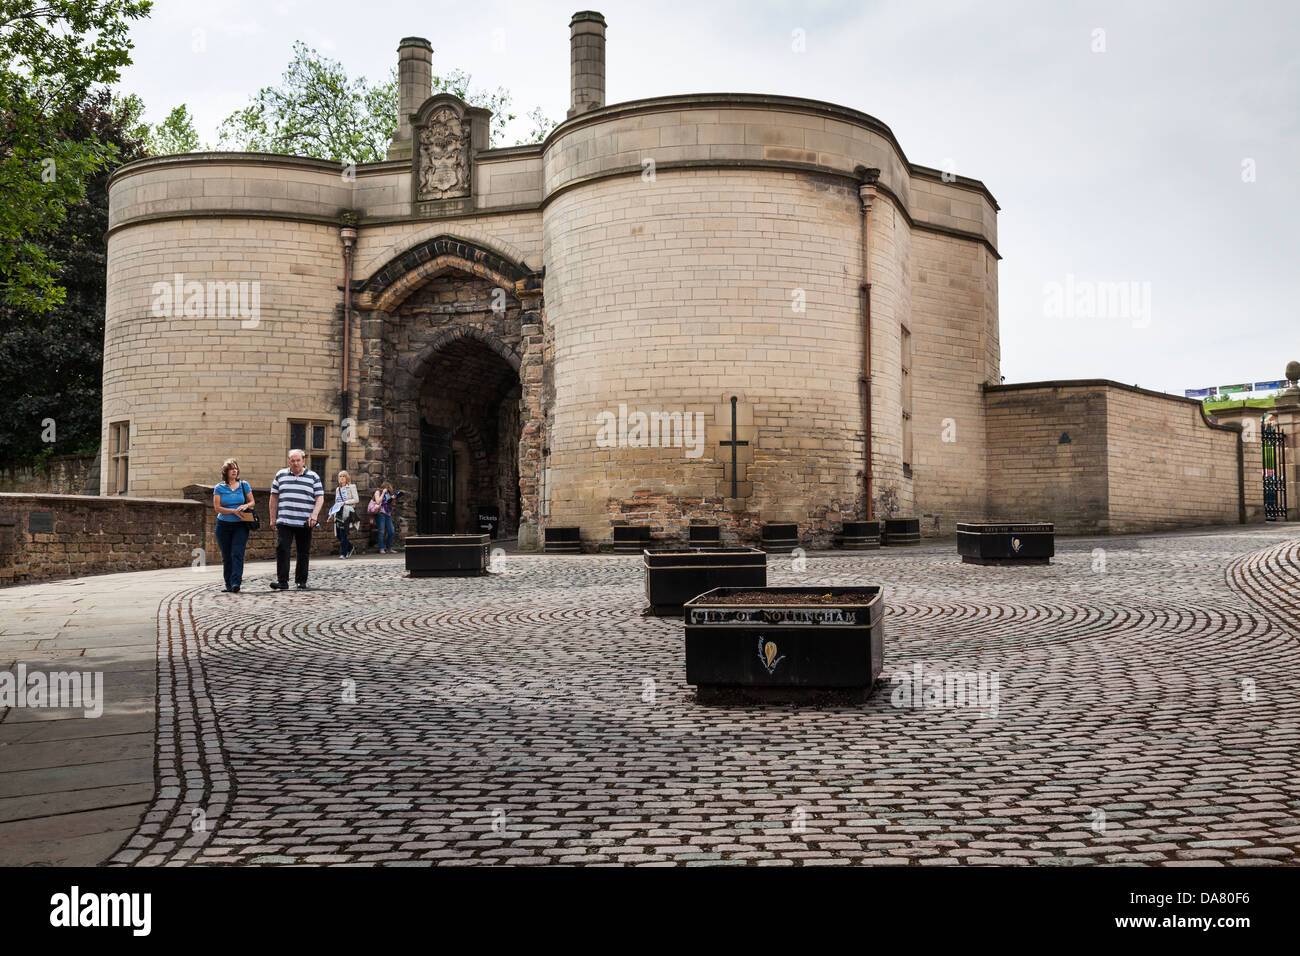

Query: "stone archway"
<box><xmin>411</xmin><ymin>332</ymin><xmax>521</xmax><ymax>535</ymax></box>
<box><xmin>352</xmin><ymin>236</ymin><xmax>546</xmax><ymax>545</ymax></box>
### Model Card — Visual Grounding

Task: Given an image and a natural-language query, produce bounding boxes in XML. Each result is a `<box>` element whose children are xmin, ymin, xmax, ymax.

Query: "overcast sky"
<box><xmin>118</xmin><ymin>0</ymin><xmax>1299</xmax><ymax>396</ymax></box>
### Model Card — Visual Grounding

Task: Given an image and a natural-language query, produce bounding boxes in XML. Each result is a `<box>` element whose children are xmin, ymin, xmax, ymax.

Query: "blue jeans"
<box><xmin>376</xmin><ymin>513</ymin><xmax>394</xmax><ymax>551</ymax></box>
<box><xmin>337</xmin><ymin>520</ymin><xmax>353</xmax><ymax>557</ymax></box>
<box><xmin>215</xmin><ymin>520</ymin><xmax>250</xmax><ymax>588</ymax></box>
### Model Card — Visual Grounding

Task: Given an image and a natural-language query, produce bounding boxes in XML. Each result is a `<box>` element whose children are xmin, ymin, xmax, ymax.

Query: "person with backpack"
<box><xmin>370</xmin><ymin>482</ymin><xmax>398</xmax><ymax>553</ymax></box>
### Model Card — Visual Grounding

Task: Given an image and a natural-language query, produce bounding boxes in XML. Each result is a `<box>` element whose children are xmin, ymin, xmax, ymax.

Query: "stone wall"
<box><xmin>102</xmin><ymin>90</ymin><xmax>1002</xmax><ymax>548</ymax></box>
<box><xmin>0</xmin><ymin>454</ymin><xmax>98</xmax><ymax>496</ymax></box>
<box><xmin>100</xmin><ymin>214</ymin><xmax>343</xmax><ymax>498</ymax></box>
<box><xmin>909</xmin><ymin>231</ymin><xmax>1000</xmax><ymax>528</ymax></box>
<box><xmin>985</xmin><ymin>385</ymin><xmax>1110</xmax><ymax>532</ymax></box>
<box><xmin>984</xmin><ymin>381</ymin><xmax>1261</xmax><ymax>533</ymax></box>
<box><xmin>1105</xmin><ymin>385</ymin><xmax>1261</xmax><ymax>532</ymax></box>
<box><xmin>0</xmin><ymin>493</ymin><xmax>206</xmax><ymax>585</ymax></box>
<box><xmin>542</xmin><ymin>167</ymin><xmax>868</xmax><ymax>546</ymax></box>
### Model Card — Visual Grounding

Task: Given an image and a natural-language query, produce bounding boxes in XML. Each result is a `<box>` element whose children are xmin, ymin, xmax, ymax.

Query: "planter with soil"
<box><xmin>683</xmin><ymin>586</ymin><xmax>885</xmax><ymax>702</ymax></box>
<box><xmin>643</xmin><ymin>547</ymin><xmax>767</xmax><ymax>616</ymax></box>
<box><xmin>956</xmin><ymin>522</ymin><xmax>1054</xmax><ymax>565</ymax></box>
<box><xmin>405</xmin><ymin>534</ymin><xmax>491</xmax><ymax>577</ymax></box>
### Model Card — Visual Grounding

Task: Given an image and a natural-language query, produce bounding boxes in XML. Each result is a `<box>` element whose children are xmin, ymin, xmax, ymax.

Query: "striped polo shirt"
<box><xmin>271</xmin><ymin>467</ymin><xmax>324</xmax><ymax>526</ymax></box>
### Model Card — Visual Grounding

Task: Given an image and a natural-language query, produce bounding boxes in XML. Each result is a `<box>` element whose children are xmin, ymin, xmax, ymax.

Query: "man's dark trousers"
<box><xmin>276</xmin><ymin>523</ymin><xmax>313</xmax><ymax>586</ymax></box>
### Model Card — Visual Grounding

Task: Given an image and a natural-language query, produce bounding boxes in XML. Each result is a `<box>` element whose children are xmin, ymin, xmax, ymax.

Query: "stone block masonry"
<box><xmin>0</xmin><ymin>494</ymin><xmax>206</xmax><ymax>585</ymax></box>
<box><xmin>984</xmin><ymin>381</ymin><xmax>1262</xmax><ymax>533</ymax></box>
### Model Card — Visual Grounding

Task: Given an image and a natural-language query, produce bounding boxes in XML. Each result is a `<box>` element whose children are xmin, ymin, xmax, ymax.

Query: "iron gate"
<box><xmin>1262</xmin><ymin>424</ymin><xmax>1288</xmax><ymax>520</ymax></box>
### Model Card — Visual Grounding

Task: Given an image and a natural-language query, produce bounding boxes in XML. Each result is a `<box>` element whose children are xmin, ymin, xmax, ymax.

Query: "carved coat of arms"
<box><xmin>417</xmin><ymin>106</ymin><xmax>470</xmax><ymax>201</ymax></box>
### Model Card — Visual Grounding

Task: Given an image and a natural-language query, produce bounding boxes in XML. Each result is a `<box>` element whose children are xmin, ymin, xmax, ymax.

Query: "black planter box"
<box><xmin>839</xmin><ymin>519</ymin><xmax>881</xmax><ymax>550</ymax></box>
<box><xmin>688</xmin><ymin>524</ymin><xmax>721</xmax><ymax>549</ymax></box>
<box><xmin>544</xmin><ymin>526</ymin><xmax>581</xmax><ymax>554</ymax></box>
<box><xmin>760</xmin><ymin>522</ymin><xmax>799</xmax><ymax>553</ymax></box>
<box><xmin>684</xmin><ymin>586</ymin><xmax>885</xmax><ymax>701</ymax></box>
<box><xmin>882</xmin><ymin>517</ymin><xmax>920</xmax><ymax>546</ymax></box>
<box><xmin>643</xmin><ymin>547</ymin><xmax>766</xmax><ymax>616</ymax></box>
<box><xmin>405</xmin><ymin>534</ymin><xmax>491</xmax><ymax>577</ymax></box>
<box><xmin>957</xmin><ymin>522</ymin><xmax>1054</xmax><ymax>565</ymax></box>
<box><xmin>611</xmin><ymin>524</ymin><xmax>651</xmax><ymax>554</ymax></box>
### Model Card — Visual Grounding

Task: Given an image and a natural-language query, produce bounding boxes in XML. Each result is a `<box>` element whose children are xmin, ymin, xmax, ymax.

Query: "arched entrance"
<box><xmin>415</xmin><ymin>333</ymin><xmax>522</xmax><ymax>534</ymax></box>
<box><xmin>352</xmin><ymin>234</ymin><xmax>547</xmax><ymax>546</ymax></box>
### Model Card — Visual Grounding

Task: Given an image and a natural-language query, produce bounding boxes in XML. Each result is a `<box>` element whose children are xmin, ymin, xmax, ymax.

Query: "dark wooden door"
<box><xmin>419</xmin><ymin>422</ymin><xmax>453</xmax><ymax>534</ymax></box>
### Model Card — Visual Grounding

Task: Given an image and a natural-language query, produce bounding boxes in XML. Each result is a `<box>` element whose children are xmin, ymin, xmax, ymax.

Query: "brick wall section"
<box><xmin>984</xmin><ymin>381</ymin><xmax>1261</xmax><ymax>533</ymax></box>
<box><xmin>0</xmin><ymin>493</ymin><xmax>206</xmax><ymax>585</ymax></box>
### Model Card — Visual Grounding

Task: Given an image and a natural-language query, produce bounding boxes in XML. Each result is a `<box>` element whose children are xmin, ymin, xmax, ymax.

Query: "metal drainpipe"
<box><xmin>857</xmin><ymin>168</ymin><xmax>880</xmax><ymax>520</ymax></box>
<box><xmin>339</xmin><ymin>225</ymin><xmax>357</xmax><ymax>470</ymax></box>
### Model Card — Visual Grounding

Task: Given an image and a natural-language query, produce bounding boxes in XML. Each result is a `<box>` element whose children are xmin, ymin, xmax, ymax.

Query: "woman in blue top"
<box><xmin>212</xmin><ymin>458</ymin><xmax>255</xmax><ymax>592</ymax></box>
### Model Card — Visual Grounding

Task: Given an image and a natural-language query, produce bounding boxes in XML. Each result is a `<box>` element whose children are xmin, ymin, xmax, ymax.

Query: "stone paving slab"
<box><xmin>0</xmin><ymin>805</ymin><xmax>148</xmax><ymax>866</ymax></box>
<box><xmin>0</xmin><ymin>561</ymin><xmax>243</xmax><ymax>864</ymax></box>
<box><xmin>0</xmin><ymin>552</ymin><xmax>411</xmax><ymax>865</ymax></box>
<box><xmin>0</xmin><ymin>782</ymin><xmax>156</xmax><ymax>825</ymax></box>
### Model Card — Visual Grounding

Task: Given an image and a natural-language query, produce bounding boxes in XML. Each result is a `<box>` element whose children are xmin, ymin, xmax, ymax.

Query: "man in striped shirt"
<box><xmin>269</xmin><ymin>449</ymin><xmax>325</xmax><ymax>590</ymax></box>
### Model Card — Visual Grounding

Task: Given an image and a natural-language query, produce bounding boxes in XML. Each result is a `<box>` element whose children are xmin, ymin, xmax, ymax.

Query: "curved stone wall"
<box><xmin>541</xmin><ymin>165</ymin><xmax>879</xmax><ymax>541</ymax></box>
<box><xmin>101</xmin><ymin>213</ymin><xmax>341</xmax><ymax>496</ymax></box>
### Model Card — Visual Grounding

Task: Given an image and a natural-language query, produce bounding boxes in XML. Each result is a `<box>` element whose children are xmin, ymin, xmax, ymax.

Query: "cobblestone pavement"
<box><xmin>110</xmin><ymin>526</ymin><xmax>1300</xmax><ymax>866</ymax></box>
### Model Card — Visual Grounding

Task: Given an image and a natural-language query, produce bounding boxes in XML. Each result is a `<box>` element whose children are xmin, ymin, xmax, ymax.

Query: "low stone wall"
<box><xmin>0</xmin><ymin>493</ymin><xmax>206</xmax><ymax>585</ymax></box>
<box><xmin>985</xmin><ymin>380</ymin><xmax>1261</xmax><ymax>533</ymax></box>
<box><xmin>0</xmin><ymin>454</ymin><xmax>98</xmax><ymax>496</ymax></box>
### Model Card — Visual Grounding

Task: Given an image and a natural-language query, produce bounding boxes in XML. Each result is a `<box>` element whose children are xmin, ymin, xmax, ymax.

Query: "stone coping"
<box><xmin>107</xmin><ymin>94</ymin><xmax>1000</xmax><ymax>211</ymax></box>
<box><xmin>538</xmin><ymin>92</ymin><xmax>1000</xmax><ymax>209</ymax></box>
<box><xmin>984</xmin><ymin>379</ymin><xmax>1243</xmax><ymax>434</ymax></box>
<box><xmin>0</xmin><ymin>492</ymin><xmax>202</xmax><ymax>507</ymax></box>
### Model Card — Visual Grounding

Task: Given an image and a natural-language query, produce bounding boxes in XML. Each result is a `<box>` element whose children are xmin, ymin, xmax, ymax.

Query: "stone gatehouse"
<box><xmin>98</xmin><ymin>10</ymin><xmax>1271</xmax><ymax>547</ymax></box>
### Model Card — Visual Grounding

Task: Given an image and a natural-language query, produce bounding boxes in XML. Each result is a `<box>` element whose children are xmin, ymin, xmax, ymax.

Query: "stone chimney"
<box><xmin>567</xmin><ymin>11</ymin><xmax>606</xmax><ymax>118</ymax></box>
<box><xmin>388</xmin><ymin>36</ymin><xmax>432</xmax><ymax>161</ymax></box>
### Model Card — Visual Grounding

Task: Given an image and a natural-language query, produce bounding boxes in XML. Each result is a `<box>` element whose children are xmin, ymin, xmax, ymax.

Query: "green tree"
<box><xmin>149</xmin><ymin>103</ymin><xmax>202</xmax><ymax>154</ymax></box>
<box><xmin>217</xmin><ymin>41</ymin><xmax>397</xmax><ymax>162</ymax></box>
<box><xmin>517</xmin><ymin>106</ymin><xmax>557</xmax><ymax>146</ymax></box>
<box><xmin>217</xmin><ymin>42</ymin><xmax>554</xmax><ymax>159</ymax></box>
<box><xmin>431</xmin><ymin>66</ymin><xmax>516</xmax><ymax>146</ymax></box>
<box><xmin>0</xmin><ymin>90</ymin><xmax>148</xmax><ymax>466</ymax></box>
<box><xmin>0</xmin><ymin>0</ymin><xmax>152</xmax><ymax>314</ymax></box>
<box><xmin>112</xmin><ymin>93</ymin><xmax>204</xmax><ymax>153</ymax></box>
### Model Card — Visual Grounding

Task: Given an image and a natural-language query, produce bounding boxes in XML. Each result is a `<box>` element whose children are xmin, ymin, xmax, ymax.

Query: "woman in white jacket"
<box><xmin>328</xmin><ymin>470</ymin><xmax>360</xmax><ymax>558</ymax></box>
